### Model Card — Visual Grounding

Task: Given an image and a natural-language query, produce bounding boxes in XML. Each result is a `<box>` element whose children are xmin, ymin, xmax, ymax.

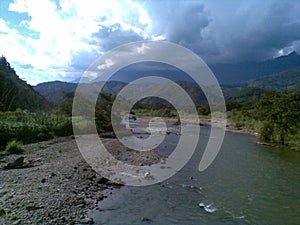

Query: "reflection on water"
<box><xmin>89</xmin><ymin>126</ymin><xmax>300</xmax><ymax>225</ymax></box>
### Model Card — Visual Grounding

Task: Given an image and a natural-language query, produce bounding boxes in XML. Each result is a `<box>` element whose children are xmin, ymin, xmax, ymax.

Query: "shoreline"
<box><xmin>0</xmin><ymin>137</ymin><xmax>119</xmax><ymax>224</ymax></box>
<box><xmin>140</xmin><ymin>116</ymin><xmax>258</xmax><ymax>136</ymax></box>
<box><xmin>0</xmin><ymin>117</ymin><xmax>258</xmax><ymax>224</ymax></box>
<box><xmin>0</xmin><ymin>135</ymin><xmax>161</xmax><ymax>225</ymax></box>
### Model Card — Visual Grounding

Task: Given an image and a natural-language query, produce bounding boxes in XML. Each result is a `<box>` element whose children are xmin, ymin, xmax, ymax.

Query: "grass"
<box><xmin>4</xmin><ymin>140</ymin><xmax>25</xmax><ymax>155</ymax></box>
<box><xmin>0</xmin><ymin>110</ymin><xmax>73</xmax><ymax>149</ymax></box>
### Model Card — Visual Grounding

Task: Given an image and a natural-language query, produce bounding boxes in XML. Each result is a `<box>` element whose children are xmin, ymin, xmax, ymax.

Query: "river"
<box><xmin>89</xmin><ymin>125</ymin><xmax>300</xmax><ymax>225</ymax></box>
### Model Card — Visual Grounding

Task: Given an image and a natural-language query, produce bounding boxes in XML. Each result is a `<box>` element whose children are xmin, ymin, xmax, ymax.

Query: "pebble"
<box><xmin>80</xmin><ymin>217</ymin><xmax>94</xmax><ymax>224</ymax></box>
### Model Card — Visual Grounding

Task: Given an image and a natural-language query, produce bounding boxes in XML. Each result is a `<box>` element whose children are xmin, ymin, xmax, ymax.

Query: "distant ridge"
<box><xmin>34</xmin><ymin>81</ymin><xmax>78</xmax><ymax>104</ymax></box>
<box><xmin>34</xmin><ymin>52</ymin><xmax>300</xmax><ymax>106</ymax></box>
<box><xmin>247</xmin><ymin>67</ymin><xmax>300</xmax><ymax>91</ymax></box>
<box><xmin>34</xmin><ymin>80</ymin><xmax>127</xmax><ymax>104</ymax></box>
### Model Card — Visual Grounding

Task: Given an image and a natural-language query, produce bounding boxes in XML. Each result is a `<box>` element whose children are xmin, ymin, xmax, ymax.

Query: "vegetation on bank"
<box><xmin>4</xmin><ymin>140</ymin><xmax>25</xmax><ymax>155</ymax></box>
<box><xmin>0</xmin><ymin>110</ymin><xmax>73</xmax><ymax>149</ymax></box>
<box><xmin>227</xmin><ymin>90</ymin><xmax>300</xmax><ymax>151</ymax></box>
<box><xmin>1</xmin><ymin>55</ymin><xmax>299</xmax><ymax>152</ymax></box>
<box><xmin>0</xmin><ymin>92</ymin><xmax>117</xmax><ymax>151</ymax></box>
<box><xmin>0</xmin><ymin>54</ymin><xmax>116</xmax><ymax>152</ymax></box>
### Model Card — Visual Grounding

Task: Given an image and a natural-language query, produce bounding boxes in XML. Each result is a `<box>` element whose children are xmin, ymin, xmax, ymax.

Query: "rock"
<box><xmin>84</xmin><ymin>198</ymin><xmax>94</xmax><ymax>206</ymax></box>
<box><xmin>50</xmin><ymin>172</ymin><xmax>56</xmax><ymax>177</ymax></box>
<box><xmin>4</xmin><ymin>157</ymin><xmax>32</xmax><ymax>170</ymax></box>
<box><xmin>41</xmin><ymin>178</ymin><xmax>46</xmax><ymax>183</ymax></box>
<box><xmin>95</xmin><ymin>176</ymin><xmax>109</xmax><ymax>184</ymax></box>
<box><xmin>0</xmin><ymin>208</ymin><xmax>5</xmax><ymax>217</ymax></box>
<box><xmin>256</xmin><ymin>141</ymin><xmax>270</xmax><ymax>146</ymax></box>
<box><xmin>79</xmin><ymin>217</ymin><xmax>94</xmax><ymax>224</ymax></box>
<box><xmin>74</xmin><ymin>197</ymin><xmax>85</xmax><ymax>206</ymax></box>
<box><xmin>97</xmin><ymin>193</ymin><xmax>104</xmax><ymax>201</ymax></box>
<box><xmin>12</xmin><ymin>220</ymin><xmax>21</xmax><ymax>225</ymax></box>
<box><xmin>105</xmin><ymin>180</ymin><xmax>124</xmax><ymax>187</ymax></box>
<box><xmin>99</xmin><ymin>132</ymin><xmax>116</xmax><ymax>138</ymax></box>
<box><xmin>87</xmin><ymin>173</ymin><xmax>96</xmax><ymax>181</ymax></box>
<box><xmin>141</xmin><ymin>216</ymin><xmax>151</xmax><ymax>222</ymax></box>
<box><xmin>26</xmin><ymin>205</ymin><xmax>43</xmax><ymax>211</ymax></box>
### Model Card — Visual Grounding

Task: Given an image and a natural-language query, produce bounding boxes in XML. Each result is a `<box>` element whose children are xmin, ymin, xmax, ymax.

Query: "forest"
<box><xmin>227</xmin><ymin>90</ymin><xmax>300</xmax><ymax>150</ymax></box>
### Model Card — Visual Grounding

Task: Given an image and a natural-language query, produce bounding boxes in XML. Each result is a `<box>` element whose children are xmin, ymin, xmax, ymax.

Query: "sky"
<box><xmin>0</xmin><ymin>0</ymin><xmax>300</xmax><ymax>85</ymax></box>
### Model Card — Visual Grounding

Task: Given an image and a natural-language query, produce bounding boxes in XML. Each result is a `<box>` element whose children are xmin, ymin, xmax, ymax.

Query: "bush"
<box><xmin>5</xmin><ymin>140</ymin><xmax>25</xmax><ymax>155</ymax></box>
<box><xmin>52</xmin><ymin>118</ymin><xmax>73</xmax><ymax>136</ymax></box>
<box><xmin>0</xmin><ymin>111</ymin><xmax>74</xmax><ymax>148</ymax></box>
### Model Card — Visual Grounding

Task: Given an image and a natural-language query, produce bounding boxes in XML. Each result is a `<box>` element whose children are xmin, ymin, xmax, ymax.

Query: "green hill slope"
<box><xmin>0</xmin><ymin>56</ymin><xmax>50</xmax><ymax>111</ymax></box>
<box><xmin>247</xmin><ymin>67</ymin><xmax>300</xmax><ymax>91</ymax></box>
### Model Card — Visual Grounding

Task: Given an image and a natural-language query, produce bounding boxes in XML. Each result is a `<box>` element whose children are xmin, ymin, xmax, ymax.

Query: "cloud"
<box><xmin>207</xmin><ymin>0</ymin><xmax>300</xmax><ymax>63</ymax></box>
<box><xmin>144</xmin><ymin>1</ymin><xmax>215</xmax><ymax>54</ymax></box>
<box><xmin>1</xmin><ymin>0</ymin><xmax>300</xmax><ymax>84</ymax></box>
<box><xmin>1</xmin><ymin>0</ymin><xmax>153</xmax><ymax>84</ymax></box>
<box><xmin>143</xmin><ymin>0</ymin><xmax>300</xmax><ymax>63</ymax></box>
<box><xmin>97</xmin><ymin>59</ymin><xmax>114</xmax><ymax>70</ymax></box>
<box><xmin>0</xmin><ymin>18</ymin><xmax>11</xmax><ymax>33</ymax></box>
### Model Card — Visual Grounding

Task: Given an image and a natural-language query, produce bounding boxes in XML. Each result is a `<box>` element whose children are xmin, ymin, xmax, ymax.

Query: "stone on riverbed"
<box><xmin>3</xmin><ymin>157</ymin><xmax>33</xmax><ymax>170</ymax></box>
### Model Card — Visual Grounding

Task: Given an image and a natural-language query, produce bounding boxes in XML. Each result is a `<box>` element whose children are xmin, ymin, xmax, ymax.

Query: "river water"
<box><xmin>89</xmin><ymin>125</ymin><xmax>300</xmax><ymax>225</ymax></box>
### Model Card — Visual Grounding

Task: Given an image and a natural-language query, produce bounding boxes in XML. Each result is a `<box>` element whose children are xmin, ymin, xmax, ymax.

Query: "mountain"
<box><xmin>34</xmin><ymin>81</ymin><xmax>77</xmax><ymax>104</ymax></box>
<box><xmin>35</xmin><ymin>59</ymin><xmax>300</xmax><ymax>107</ymax></box>
<box><xmin>0</xmin><ymin>56</ymin><xmax>50</xmax><ymax>111</ymax></box>
<box><xmin>247</xmin><ymin>67</ymin><xmax>300</xmax><ymax>91</ymax></box>
<box><xmin>69</xmin><ymin>52</ymin><xmax>300</xmax><ymax>86</ymax></box>
<box><xmin>227</xmin><ymin>66</ymin><xmax>300</xmax><ymax>102</ymax></box>
<box><xmin>211</xmin><ymin>51</ymin><xmax>300</xmax><ymax>84</ymax></box>
<box><xmin>34</xmin><ymin>80</ymin><xmax>127</xmax><ymax>104</ymax></box>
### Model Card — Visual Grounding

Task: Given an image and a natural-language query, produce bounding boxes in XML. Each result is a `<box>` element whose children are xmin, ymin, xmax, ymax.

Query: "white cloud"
<box><xmin>0</xmin><ymin>19</ymin><xmax>11</xmax><ymax>33</ymax></box>
<box><xmin>136</xmin><ymin>43</ymin><xmax>150</xmax><ymax>54</ymax></box>
<box><xmin>1</xmin><ymin>0</ymin><xmax>153</xmax><ymax>85</ymax></box>
<box><xmin>97</xmin><ymin>59</ymin><xmax>114</xmax><ymax>70</ymax></box>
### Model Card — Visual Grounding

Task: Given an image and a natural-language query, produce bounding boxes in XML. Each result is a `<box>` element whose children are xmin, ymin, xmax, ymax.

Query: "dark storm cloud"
<box><xmin>93</xmin><ymin>24</ymin><xmax>144</xmax><ymax>51</ymax></box>
<box><xmin>71</xmin><ymin>0</ymin><xmax>300</xmax><ymax>72</ymax></box>
<box><xmin>209</xmin><ymin>1</ymin><xmax>300</xmax><ymax>63</ymax></box>
<box><xmin>142</xmin><ymin>0</ymin><xmax>300</xmax><ymax>63</ymax></box>
<box><xmin>145</xmin><ymin>0</ymin><xmax>219</xmax><ymax>56</ymax></box>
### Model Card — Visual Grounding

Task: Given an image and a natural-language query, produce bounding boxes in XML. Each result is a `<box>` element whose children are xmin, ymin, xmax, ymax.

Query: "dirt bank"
<box><xmin>0</xmin><ymin>136</ymin><xmax>160</xmax><ymax>225</ymax></box>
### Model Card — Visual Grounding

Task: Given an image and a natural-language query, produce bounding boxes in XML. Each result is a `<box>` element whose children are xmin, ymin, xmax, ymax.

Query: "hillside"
<box><xmin>247</xmin><ymin>67</ymin><xmax>300</xmax><ymax>91</ymax></box>
<box><xmin>227</xmin><ymin>66</ymin><xmax>300</xmax><ymax>102</ymax></box>
<box><xmin>34</xmin><ymin>81</ymin><xmax>77</xmax><ymax>104</ymax></box>
<box><xmin>34</xmin><ymin>80</ymin><xmax>127</xmax><ymax>104</ymax></box>
<box><xmin>0</xmin><ymin>56</ymin><xmax>50</xmax><ymax>111</ymax></box>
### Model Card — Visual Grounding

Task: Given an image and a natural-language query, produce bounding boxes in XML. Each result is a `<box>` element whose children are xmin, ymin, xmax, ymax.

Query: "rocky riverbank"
<box><xmin>0</xmin><ymin>117</ymin><xmax>257</xmax><ymax>224</ymax></box>
<box><xmin>0</xmin><ymin>135</ymin><xmax>161</xmax><ymax>225</ymax></box>
<box><xmin>0</xmin><ymin>137</ymin><xmax>104</xmax><ymax>224</ymax></box>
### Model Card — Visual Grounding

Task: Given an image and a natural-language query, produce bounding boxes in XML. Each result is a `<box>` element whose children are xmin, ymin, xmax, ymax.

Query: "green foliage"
<box><xmin>0</xmin><ymin>56</ymin><xmax>51</xmax><ymax>111</ymax></box>
<box><xmin>197</xmin><ymin>104</ymin><xmax>210</xmax><ymax>116</ymax></box>
<box><xmin>4</xmin><ymin>140</ymin><xmax>25</xmax><ymax>155</ymax></box>
<box><xmin>247</xmin><ymin>67</ymin><xmax>300</xmax><ymax>91</ymax></box>
<box><xmin>228</xmin><ymin>90</ymin><xmax>300</xmax><ymax>150</ymax></box>
<box><xmin>229</xmin><ymin>87</ymin><xmax>265</xmax><ymax>103</ymax></box>
<box><xmin>0</xmin><ymin>111</ymin><xmax>73</xmax><ymax>149</ymax></box>
<box><xmin>59</xmin><ymin>91</ymin><xmax>117</xmax><ymax>134</ymax></box>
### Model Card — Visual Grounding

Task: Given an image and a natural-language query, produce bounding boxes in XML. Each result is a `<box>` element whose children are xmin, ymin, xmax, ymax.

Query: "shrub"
<box><xmin>52</xmin><ymin>118</ymin><xmax>73</xmax><ymax>136</ymax></box>
<box><xmin>5</xmin><ymin>140</ymin><xmax>25</xmax><ymax>155</ymax></box>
